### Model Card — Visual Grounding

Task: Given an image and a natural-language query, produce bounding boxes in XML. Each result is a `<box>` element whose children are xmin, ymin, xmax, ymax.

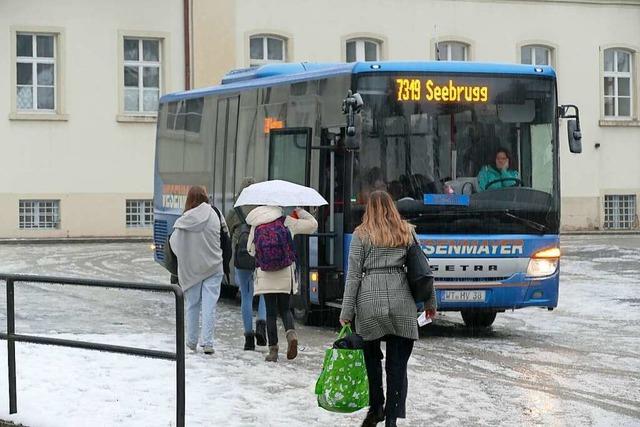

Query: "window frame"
<box><xmin>520</xmin><ymin>44</ymin><xmax>554</xmax><ymax>67</ymax></box>
<box><xmin>345</xmin><ymin>38</ymin><xmax>381</xmax><ymax>62</ymax></box>
<box><xmin>125</xmin><ymin>199</ymin><xmax>154</xmax><ymax>228</ymax></box>
<box><xmin>603</xmin><ymin>194</ymin><xmax>638</xmax><ymax>230</ymax></box>
<box><xmin>602</xmin><ymin>47</ymin><xmax>634</xmax><ymax>119</ymax></box>
<box><xmin>248</xmin><ymin>34</ymin><xmax>287</xmax><ymax>66</ymax></box>
<box><xmin>432</xmin><ymin>38</ymin><xmax>473</xmax><ymax>61</ymax></box>
<box><xmin>19</xmin><ymin>200</ymin><xmax>61</xmax><ymax>230</ymax></box>
<box><xmin>9</xmin><ymin>26</ymin><xmax>67</xmax><ymax>121</ymax></box>
<box><xmin>123</xmin><ymin>38</ymin><xmax>162</xmax><ymax>115</ymax></box>
<box><xmin>117</xmin><ymin>30</ymin><xmax>170</xmax><ymax>123</ymax></box>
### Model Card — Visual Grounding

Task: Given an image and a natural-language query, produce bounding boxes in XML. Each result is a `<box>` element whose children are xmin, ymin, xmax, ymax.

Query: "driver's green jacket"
<box><xmin>477</xmin><ymin>165</ymin><xmax>520</xmax><ymax>191</ymax></box>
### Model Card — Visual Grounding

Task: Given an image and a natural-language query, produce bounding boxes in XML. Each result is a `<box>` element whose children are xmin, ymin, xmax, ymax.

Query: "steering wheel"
<box><xmin>486</xmin><ymin>177</ymin><xmax>523</xmax><ymax>189</ymax></box>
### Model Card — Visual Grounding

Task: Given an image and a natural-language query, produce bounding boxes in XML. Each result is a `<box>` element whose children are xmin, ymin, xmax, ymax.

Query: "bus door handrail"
<box><xmin>0</xmin><ymin>273</ymin><xmax>185</xmax><ymax>427</ymax></box>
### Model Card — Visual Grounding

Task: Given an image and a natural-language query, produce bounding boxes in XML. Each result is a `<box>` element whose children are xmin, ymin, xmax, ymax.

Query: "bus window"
<box><xmin>214</xmin><ymin>98</ymin><xmax>228</xmax><ymax>208</ymax></box>
<box><xmin>268</xmin><ymin>128</ymin><xmax>311</xmax><ymax>186</ymax></box>
<box><xmin>224</xmin><ymin>97</ymin><xmax>239</xmax><ymax>211</ymax></box>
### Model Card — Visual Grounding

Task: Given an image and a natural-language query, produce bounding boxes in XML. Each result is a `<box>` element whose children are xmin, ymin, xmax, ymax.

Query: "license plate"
<box><xmin>443</xmin><ymin>290</ymin><xmax>486</xmax><ymax>302</ymax></box>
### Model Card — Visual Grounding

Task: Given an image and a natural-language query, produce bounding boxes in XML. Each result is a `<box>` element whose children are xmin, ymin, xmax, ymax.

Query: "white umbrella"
<box><xmin>234</xmin><ymin>180</ymin><xmax>328</xmax><ymax>207</ymax></box>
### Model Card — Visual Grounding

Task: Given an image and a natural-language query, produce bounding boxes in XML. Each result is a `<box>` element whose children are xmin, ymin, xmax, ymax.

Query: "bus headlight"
<box><xmin>527</xmin><ymin>247</ymin><xmax>560</xmax><ymax>277</ymax></box>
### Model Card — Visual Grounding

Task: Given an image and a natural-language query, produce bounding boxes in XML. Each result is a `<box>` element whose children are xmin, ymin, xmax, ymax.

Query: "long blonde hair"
<box><xmin>355</xmin><ymin>191</ymin><xmax>413</xmax><ymax>247</ymax></box>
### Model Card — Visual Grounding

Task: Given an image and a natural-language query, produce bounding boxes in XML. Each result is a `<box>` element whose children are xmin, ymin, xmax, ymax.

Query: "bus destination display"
<box><xmin>395</xmin><ymin>78</ymin><xmax>489</xmax><ymax>103</ymax></box>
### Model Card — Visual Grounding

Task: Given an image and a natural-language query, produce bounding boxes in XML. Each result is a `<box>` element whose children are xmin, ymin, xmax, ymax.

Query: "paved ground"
<box><xmin>0</xmin><ymin>235</ymin><xmax>638</xmax><ymax>426</ymax></box>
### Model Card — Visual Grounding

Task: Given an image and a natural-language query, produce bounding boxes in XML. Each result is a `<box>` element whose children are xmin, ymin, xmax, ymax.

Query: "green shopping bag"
<box><xmin>315</xmin><ymin>325</ymin><xmax>369</xmax><ymax>413</ymax></box>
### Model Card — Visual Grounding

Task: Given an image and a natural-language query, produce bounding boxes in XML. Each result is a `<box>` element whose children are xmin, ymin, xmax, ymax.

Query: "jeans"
<box><xmin>184</xmin><ymin>272</ymin><xmax>223</xmax><ymax>348</ymax></box>
<box><xmin>263</xmin><ymin>293</ymin><xmax>295</xmax><ymax>346</ymax></box>
<box><xmin>235</xmin><ymin>268</ymin><xmax>266</xmax><ymax>334</ymax></box>
<box><xmin>363</xmin><ymin>335</ymin><xmax>415</xmax><ymax>421</ymax></box>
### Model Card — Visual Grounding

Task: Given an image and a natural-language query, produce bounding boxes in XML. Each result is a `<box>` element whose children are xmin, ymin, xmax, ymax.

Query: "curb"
<box><xmin>0</xmin><ymin>237</ymin><xmax>153</xmax><ymax>245</ymax></box>
<box><xmin>561</xmin><ymin>231</ymin><xmax>640</xmax><ymax>236</ymax></box>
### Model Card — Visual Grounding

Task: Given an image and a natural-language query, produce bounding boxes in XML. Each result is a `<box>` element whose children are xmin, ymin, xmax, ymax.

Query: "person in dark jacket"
<box><xmin>340</xmin><ymin>191</ymin><xmax>437</xmax><ymax>427</ymax></box>
<box><xmin>225</xmin><ymin>177</ymin><xmax>267</xmax><ymax>350</ymax></box>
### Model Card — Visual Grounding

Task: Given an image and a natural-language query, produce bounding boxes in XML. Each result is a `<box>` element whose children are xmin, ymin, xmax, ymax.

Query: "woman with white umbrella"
<box><xmin>239</xmin><ymin>180</ymin><xmax>323</xmax><ymax>362</ymax></box>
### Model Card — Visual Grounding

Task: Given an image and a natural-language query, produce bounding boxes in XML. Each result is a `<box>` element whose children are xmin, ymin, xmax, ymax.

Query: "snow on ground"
<box><xmin>0</xmin><ymin>236</ymin><xmax>639</xmax><ymax>426</ymax></box>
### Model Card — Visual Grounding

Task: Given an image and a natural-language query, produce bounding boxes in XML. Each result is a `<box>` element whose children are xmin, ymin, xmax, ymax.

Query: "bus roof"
<box><xmin>160</xmin><ymin>61</ymin><xmax>556</xmax><ymax>103</ymax></box>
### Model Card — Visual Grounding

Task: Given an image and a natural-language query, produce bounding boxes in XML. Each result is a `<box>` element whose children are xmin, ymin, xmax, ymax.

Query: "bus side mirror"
<box><xmin>343</xmin><ymin>91</ymin><xmax>363</xmax><ymax>150</ymax></box>
<box><xmin>559</xmin><ymin>104</ymin><xmax>582</xmax><ymax>154</ymax></box>
<box><xmin>567</xmin><ymin>120</ymin><xmax>582</xmax><ymax>153</ymax></box>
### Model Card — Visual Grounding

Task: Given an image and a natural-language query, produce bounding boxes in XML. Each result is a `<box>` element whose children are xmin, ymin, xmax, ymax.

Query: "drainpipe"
<box><xmin>183</xmin><ymin>0</ymin><xmax>191</xmax><ymax>90</ymax></box>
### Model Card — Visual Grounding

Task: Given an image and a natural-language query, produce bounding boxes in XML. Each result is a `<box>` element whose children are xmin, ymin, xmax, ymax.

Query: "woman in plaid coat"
<box><xmin>340</xmin><ymin>191</ymin><xmax>437</xmax><ymax>427</ymax></box>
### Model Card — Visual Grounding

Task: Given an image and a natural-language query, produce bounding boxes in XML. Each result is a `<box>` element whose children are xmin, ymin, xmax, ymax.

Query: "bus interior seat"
<box><xmin>446</xmin><ymin>177</ymin><xmax>478</xmax><ymax>194</ymax></box>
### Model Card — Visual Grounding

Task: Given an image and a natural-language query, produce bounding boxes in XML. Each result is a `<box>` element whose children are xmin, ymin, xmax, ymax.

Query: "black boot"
<box><xmin>244</xmin><ymin>332</ymin><xmax>255</xmax><ymax>351</ymax></box>
<box><xmin>384</xmin><ymin>418</ymin><xmax>397</xmax><ymax>427</ymax></box>
<box><xmin>361</xmin><ymin>407</ymin><xmax>385</xmax><ymax>427</ymax></box>
<box><xmin>255</xmin><ymin>320</ymin><xmax>267</xmax><ymax>346</ymax></box>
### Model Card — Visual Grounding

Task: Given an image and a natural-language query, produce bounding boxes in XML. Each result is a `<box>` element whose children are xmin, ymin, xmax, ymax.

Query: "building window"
<box><xmin>249</xmin><ymin>35</ymin><xmax>286</xmax><ymax>66</ymax></box>
<box><xmin>436</xmin><ymin>41</ymin><xmax>468</xmax><ymax>61</ymax></box>
<box><xmin>346</xmin><ymin>39</ymin><xmax>380</xmax><ymax>62</ymax></box>
<box><xmin>19</xmin><ymin>200</ymin><xmax>60</xmax><ymax>229</ymax></box>
<box><xmin>126</xmin><ymin>199</ymin><xmax>153</xmax><ymax>228</ymax></box>
<box><xmin>123</xmin><ymin>38</ymin><xmax>161</xmax><ymax>113</ymax></box>
<box><xmin>16</xmin><ymin>33</ymin><xmax>56</xmax><ymax>111</ymax></box>
<box><xmin>603</xmin><ymin>48</ymin><xmax>633</xmax><ymax>118</ymax></box>
<box><xmin>521</xmin><ymin>45</ymin><xmax>551</xmax><ymax>66</ymax></box>
<box><xmin>604</xmin><ymin>195</ymin><xmax>637</xmax><ymax>229</ymax></box>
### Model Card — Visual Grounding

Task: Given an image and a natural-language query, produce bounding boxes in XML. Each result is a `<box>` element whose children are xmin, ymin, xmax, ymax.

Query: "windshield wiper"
<box><xmin>403</xmin><ymin>209</ymin><xmax>548</xmax><ymax>233</ymax></box>
<box><xmin>500</xmin><ymin>210</ymin><xmax>547</xmax><ymax>233</ymax></box>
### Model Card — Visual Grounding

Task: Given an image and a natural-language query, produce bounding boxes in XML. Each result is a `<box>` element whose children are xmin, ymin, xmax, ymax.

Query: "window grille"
<box><xmin>19</xmin><ymin>200</ymin><xmax>60</xmax><ymax>229</ymax></box>
<box><xmin>126</xmin><ymin>200</ymin><xmax>153</xmax><ymax>228</ymax></box>
<box><xmin>604</xmin><ymin>195</ymin><xmax>637</xmax><ymax>229</ymax></box>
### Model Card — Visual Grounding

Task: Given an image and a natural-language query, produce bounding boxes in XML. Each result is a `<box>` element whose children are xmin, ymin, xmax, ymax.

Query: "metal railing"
<box><xmin>0</xmin><ymin>273</ymin><xmax>185</xmax><ymax>427</ymax></box>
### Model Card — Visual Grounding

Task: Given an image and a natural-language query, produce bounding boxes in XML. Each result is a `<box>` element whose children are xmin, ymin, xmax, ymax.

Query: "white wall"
<box><xmin>0</xmin><ymin>0</ymin><xmax>185</xmax><ymax>237</ymax></box>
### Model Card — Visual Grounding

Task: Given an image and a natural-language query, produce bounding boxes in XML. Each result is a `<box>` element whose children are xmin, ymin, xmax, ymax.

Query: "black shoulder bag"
<box><xmin>212</xmin><ymin>205</ymin><xmax>232</xmax><ymax>282</ymax></box>
<box><xmin>405</xmin><ymin>235</ymin><xmax>434</xmax><ymax>303</ymax></box>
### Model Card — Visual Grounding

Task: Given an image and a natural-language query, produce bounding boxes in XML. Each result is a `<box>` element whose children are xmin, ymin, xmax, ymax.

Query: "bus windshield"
<box><xmin>349</xmin><ymin>73</ymin><xmax>559</xmax><ymax>235</ymax></box>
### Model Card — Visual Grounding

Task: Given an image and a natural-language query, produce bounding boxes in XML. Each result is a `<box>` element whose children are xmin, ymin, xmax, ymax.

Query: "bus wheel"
<box><xmin>292</xmin><ymin>302</ymin><xmax>322</xmax><ymax>326</ymax></box>
<box><xmin>461</xmin><ymin>310</ymin><xmax>497</xmax><ymax>328</ymax></box>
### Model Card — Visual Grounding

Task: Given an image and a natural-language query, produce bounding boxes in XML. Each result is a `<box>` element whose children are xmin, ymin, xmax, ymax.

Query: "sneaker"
<box><xmin>203</xmin><ymin>346</ymin><xmax>215</xmax><ymax>355</ymax></box>
<box><xmin>186</xmin><ymin>342</ymin><xmax>197</xmax><ymax>352</ymax></box>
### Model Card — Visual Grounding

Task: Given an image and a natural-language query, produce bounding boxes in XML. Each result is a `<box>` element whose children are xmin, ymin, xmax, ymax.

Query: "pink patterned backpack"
<box><xmin>253</xmin><ymin>217</ymin><xmax>297</xmax><ymax>271</ymax></box>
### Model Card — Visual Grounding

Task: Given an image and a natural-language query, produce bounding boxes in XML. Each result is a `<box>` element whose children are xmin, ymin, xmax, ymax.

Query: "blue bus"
<box><xmin>153</xmin><ymin>61</ymin><xmax>581</xmax><ymax>328</ymax></box>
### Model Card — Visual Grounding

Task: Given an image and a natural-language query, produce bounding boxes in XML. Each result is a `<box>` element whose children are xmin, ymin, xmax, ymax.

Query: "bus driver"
<box><xmin>477</xmin><ymin>148</ymin><xmax>520</xmax><ymax>191</ymax></box>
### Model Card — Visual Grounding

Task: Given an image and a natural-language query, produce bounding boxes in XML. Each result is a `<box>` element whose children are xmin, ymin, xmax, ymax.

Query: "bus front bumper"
<box><xmin>434</xmin><ymin>275</ymin><xmax>559</xmax><ymax>311</ymax></box>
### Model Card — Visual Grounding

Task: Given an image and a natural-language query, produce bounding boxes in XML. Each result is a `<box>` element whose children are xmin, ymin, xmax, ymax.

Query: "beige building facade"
<box><xmin>1</xmin><ymin>0</ymin><xmax>638</xmax><ymax>238</ymax></box>
<box><xmin>0</xmin><ymin>0</ymin><xmax>185</xmax><ymax>238</ymax></box>
<box><xmin>190</xmin><ymin>0</ymin><xmax>640</xmax><ymax>231</ymax></box>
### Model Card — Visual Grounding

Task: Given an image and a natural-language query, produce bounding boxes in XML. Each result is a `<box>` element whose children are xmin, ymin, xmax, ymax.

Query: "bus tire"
<box><xmin>461</xmin><ymin>310</ymin><xmax>497</xmax><ymax>328</ymax></box>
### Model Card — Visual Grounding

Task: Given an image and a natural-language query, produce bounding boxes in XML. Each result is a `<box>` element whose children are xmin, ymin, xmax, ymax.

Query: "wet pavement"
<box><xmin>0</xmin><ymin>235</ymin><xmax>639</xmax><ymax>426</ymax></box>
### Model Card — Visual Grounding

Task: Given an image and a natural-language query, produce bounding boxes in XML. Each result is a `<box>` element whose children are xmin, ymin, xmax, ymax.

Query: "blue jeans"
<box><xmin>235</xmin><ymin>268</ymin><xmax>266</xmax><ymax>334</ymax></box>
<box><xmin>184</xmin><ymin>272</ymin><xmax>223</xmax><ymax>348</ymax></box>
